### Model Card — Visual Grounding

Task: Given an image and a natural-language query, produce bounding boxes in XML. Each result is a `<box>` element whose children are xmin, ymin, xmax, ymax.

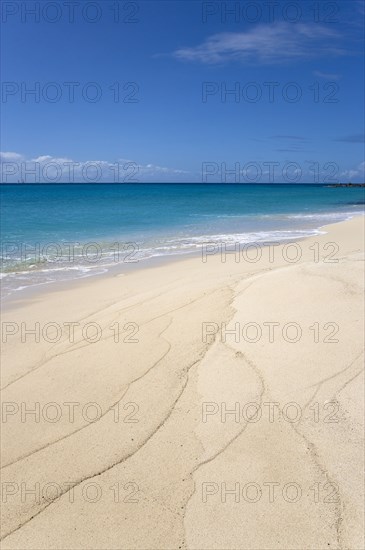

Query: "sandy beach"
<box><xmin>1</xmin><ymin>215</ymin><xmax>364</xmax><ymax>550</ymax></box>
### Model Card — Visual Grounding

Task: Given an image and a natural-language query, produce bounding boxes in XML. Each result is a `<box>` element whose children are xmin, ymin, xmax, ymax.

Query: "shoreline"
<box><xmin>2</xmin><ymin>212</ymin><xmax>363</xmax><ymax>310</ymax></box>
<box><xmin>1</xmin><ymin>215</ymin><xmax>364</xmax><ymax>549</ymax></box>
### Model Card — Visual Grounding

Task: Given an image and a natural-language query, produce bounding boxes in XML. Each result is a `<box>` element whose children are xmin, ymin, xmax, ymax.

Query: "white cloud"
<box><xmin>0</xmin><ymin>152</ymin><xmax>191</xmax><ymax>183</ymax></box>
<box><xmin>174</xmin><ymin>23</ymin><xmax>345</xmax><ymax>65</ymax></box>
<box><xmin>138</xmin><ymin>163</ymin><xmax>188</xmax><ymax>175</ymax></box>
<box><xmin>31</xmin><ymin>155</ymin><xmax>74</xmax><ymax>163</ymax></box>
<box><xmin>0</xmin><ymin>152</ymin><xmax>24</xmax><ymax>161</ymax></box>
<box><xmin>340</xmin><ymin>161</ymin><xmax>365</xmax><ymax>181</ymax></box>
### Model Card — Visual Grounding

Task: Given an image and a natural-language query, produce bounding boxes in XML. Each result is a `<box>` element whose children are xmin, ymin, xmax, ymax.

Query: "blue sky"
<box><xmin>1</xmin><ymin>0</ymin><xmax>364</xmax><ymax>183</ymax></box>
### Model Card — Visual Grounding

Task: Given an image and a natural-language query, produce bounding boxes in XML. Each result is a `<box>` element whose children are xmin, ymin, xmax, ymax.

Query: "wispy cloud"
<box><xmin>271</xmin><ymin>135</ymin><xmax>311</xmax><ymax>152</ymax></box>
<box><xmin>275</xmin><ymin>148</ymin><xmax>304</xmax><ymax>153</ymax></box>
<box><xmin>270</xmin><ymin>135</ymin><xmax>308</xmax><ymax>141</ymax></box>
<box><xmin>313</xmin><ymin>70</ymin><xmax>342</xmax><ymax>80</ymax></box>
<box><xmin>173</xmin><ymin>23</ymin><xmax>345</xmax><ymax>65</ymax></box>
<box><xmin>334</xmin><ymin>134</ymin><xmax>365</xmax><ymax>143</ymax></box>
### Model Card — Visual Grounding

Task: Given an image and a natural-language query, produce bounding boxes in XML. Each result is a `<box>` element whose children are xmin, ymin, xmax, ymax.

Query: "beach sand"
<box><xmin>1</xmin><ymin>216</ymin><xmax>364</xmax><ymax>550</ymax></box>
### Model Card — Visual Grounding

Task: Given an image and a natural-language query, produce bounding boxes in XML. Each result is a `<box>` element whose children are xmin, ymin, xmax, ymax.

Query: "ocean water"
<box><xmin>1</xmin><ymin>184</ymin><xmax>364</xmax><ymax>297</ymax></box>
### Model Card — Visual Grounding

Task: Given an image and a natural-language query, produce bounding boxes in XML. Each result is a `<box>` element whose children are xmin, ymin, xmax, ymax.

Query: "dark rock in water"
<box><xmin>326</xmin><ymin>183</ymin><xmax>365</xmax><ymax>188</ymax></box>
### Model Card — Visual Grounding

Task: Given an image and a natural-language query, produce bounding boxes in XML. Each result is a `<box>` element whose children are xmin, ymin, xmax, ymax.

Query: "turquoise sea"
<box><xmin>1</xmin><ymin>184</ymin><xmax>364</xmax><ymax>297</ymax></box>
